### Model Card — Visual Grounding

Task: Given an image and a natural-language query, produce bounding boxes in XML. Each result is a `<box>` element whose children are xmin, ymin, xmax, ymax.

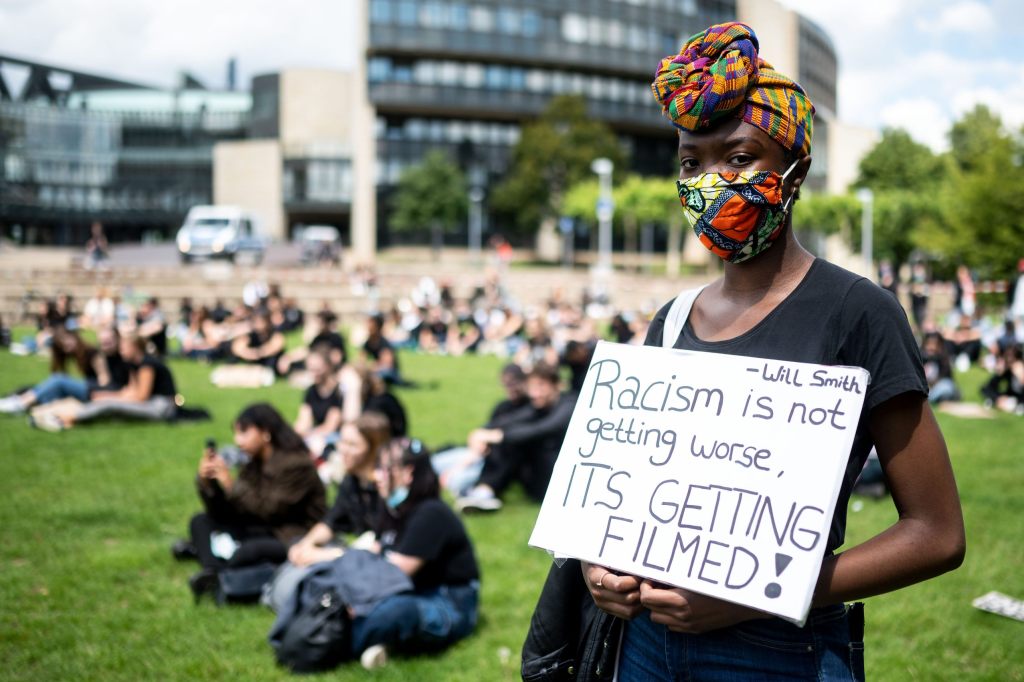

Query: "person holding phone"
<box><xmin>181</xmin><ymin>403</ymin><xmax>326</xmax><ymax>601</ymax></box>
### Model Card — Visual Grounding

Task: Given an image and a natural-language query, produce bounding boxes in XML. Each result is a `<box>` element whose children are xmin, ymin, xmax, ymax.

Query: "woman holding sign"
<box><xmin>568</xmin><ymin>22</ymin><xmax>965</xmax><ymax>681</ymax></box>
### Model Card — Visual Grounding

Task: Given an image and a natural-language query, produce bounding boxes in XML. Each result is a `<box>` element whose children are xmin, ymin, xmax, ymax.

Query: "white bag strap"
<box><xmin>661</xmin><ymin>285</ymin><xmax>707</xmax><ymax>349</ymax></box>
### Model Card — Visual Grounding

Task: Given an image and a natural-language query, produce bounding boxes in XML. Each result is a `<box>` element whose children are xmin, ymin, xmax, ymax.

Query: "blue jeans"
<box><xmin>432</xmin><ymin>447</ymin><xmax>485</xmax><ymax>496</ymax></box>
<box><xmin>619</xmin><ymin>605</ymin><xmax>864</xmax><ymax>681</ymax></box>
<box><xmin>350</xmin><ymin>583</ymin><xmax>479</xmax><ymax>657</ymax></box>
<box><xmin>33</xmin><ymin>373</ymin><xmax>91</xmax><ymax>404</ymax></box>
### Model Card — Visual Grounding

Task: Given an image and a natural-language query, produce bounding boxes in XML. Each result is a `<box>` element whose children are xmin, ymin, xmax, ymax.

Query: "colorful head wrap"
<box><xmin>651</xmin><ymin>22</ymin><xmax>815</xmax><ymax>157</ymax></box>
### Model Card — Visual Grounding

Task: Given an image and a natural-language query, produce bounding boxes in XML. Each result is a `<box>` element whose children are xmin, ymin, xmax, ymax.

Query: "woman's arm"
<box><xmin>313</xmin><ymin>405</ymin><xmax>344</xmax><ymax>436</ymax></box>
<box><xmin>258</xmin><ymin>332</ymin><xmax>286</xmax><ymax>359</ymax></box>
<box><xmin>813</xmin><ymin>393</ymin><xmax>965</xmax><ymax>604</ymax></box>
<box><xmin>231</xmin><ymin>335</ymin><xmax>254</xmax><ymax>360</ymax></box>
<box><xmin>294</xmin><ymin>404</ymin><xmax>314</xmax><ymax>436</ymax></box>
<box><xmin>92</xmin><ymin>353</ymin><xmax>111</xmax><ymax>388</ymax></box>
<box><xmin>385</xmin><ymin>550</ymin><xmax>424</xmax><ymax>577</ymax></box>
<box><xmin>288</xmin><ymin>522</ymin><xmax>344</xmax><ymax>566</ymax></box>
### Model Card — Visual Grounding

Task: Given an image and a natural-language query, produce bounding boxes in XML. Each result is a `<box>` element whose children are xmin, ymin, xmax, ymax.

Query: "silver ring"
<box><xmin>596</xmin><ymin>574</ymin><xmax>605</xmax><ymax>589</ymax></box>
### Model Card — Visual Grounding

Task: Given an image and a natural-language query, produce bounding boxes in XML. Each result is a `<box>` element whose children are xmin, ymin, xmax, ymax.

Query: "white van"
<box><xmin>175</xmin><ymin>206</ymin><xmax>266</xmax><ymax>264</ymax></box>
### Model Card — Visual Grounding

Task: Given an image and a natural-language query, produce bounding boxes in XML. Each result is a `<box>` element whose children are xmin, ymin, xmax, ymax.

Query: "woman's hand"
<box><xmin>288</xmin><ymin>542</ymin><xmax>342</xmax><ymax>567</ymax></box>
<box><xmin>639</xmin><ymin>581</ymin><xmax>761</xmax><ymax>633</ymax></box>
<box><xmin>582</xmin><ymin>562</ymin><xmax>643</xmax><ymax>620</ymax></box>
<box><xmin>199</xmin><ymin>454</ymin><xmax>231</xmax><ymax>490</ymax></box>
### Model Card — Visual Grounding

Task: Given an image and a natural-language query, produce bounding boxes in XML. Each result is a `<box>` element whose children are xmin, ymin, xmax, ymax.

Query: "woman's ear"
<box><xmin>789</xmin><ymin>154</ymin><xmax>813</xmax><ymax>193</ymax></box>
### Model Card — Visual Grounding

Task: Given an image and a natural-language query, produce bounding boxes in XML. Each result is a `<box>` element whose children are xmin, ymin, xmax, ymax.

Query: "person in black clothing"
<box><xmin>31</xmin><ymin>331</ymin><xmax>178</xmax><ymax>431</ymax></box>
<box><xmin>981</xmin><ymin>343</ymin><xmax>1024</xmax><ymax>413</ymax></box>
<box><xmin>0</xmin><ymin>326</ymin><xmax>130</xmax><ymax>413</ymax></box>
<box><xmin>293</xmin><ymin>350</ymin><xmax>344</xmax><ymax>462</ymax></box>
<box><xmin>349</xmin><ymin>438</ymin><xmax>480</xmax><ymax>668</ymax></box>
<box><xmin>456</xmin><ymin>362</ymin><xmax>575</xmax><ymax>511</ymax></box>
<box><xmin>431</xmin><ymin>363</ymin><xmax>527</xmax><ymax>495</ymax></box>
<box><xmin>182</xmin><ymin>403</ymin><xmax>326</xmax><ymax>601</ymax></box>
<box><xmin>362</xmin><ymin>314</ymin><xmax>403</xmax><ymax>385</ymax></box>
<box><xmin>287</xmin><ymin>411</ymin><xmax>393</xmax><ymax>567</ymax></box>
<box><xmin>231</xmin><ymin>310</ymin><xmax>285</xmax><ymax>372</ymax></box>
<box><xmin>136</xmin><ymin>297</ymin><xmax>168</xmax><ymax>356</ymax></box>
<box><xmin>342</xmin><ymin>363</ymin><xmax>408</xmax><ymax>438</ymax></box>
<box><xmin>277</xmin><ymin>309</ymin><xmax>347</xmax><ymax>376</ymax></box>
<box><xmin>921</xmin><ymin>332</ymin><xmax>959</xmax><ymax>404</ymax></box>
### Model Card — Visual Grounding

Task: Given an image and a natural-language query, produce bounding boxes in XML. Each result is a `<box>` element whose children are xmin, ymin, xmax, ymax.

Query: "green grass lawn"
<box><xmin>1</xmin><ymin>349</ymin><xmax>1022</xmax><ymax>681</ymax></box>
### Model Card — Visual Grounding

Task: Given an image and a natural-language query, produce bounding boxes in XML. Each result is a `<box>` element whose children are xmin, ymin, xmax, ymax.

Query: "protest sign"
<box><xmin>529</xmin><ymin>341</ymin><xmax>869</xmax><ymax>625</ymax></box>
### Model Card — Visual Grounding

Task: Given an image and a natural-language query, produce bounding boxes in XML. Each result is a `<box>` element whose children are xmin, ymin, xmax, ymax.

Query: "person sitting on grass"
<box><xmin>981</xmin><ymin>343</ymin><xmax>1024</xmax><ymax>414</ymax></box>
<box><xmin>431</xmin><ymin>363</ymin><xmax>528</xmax><ymax>496</ymax></box>
<box><xmin>340</xmin><ymin>363</ymin><xmax>408</xmax><ymax>438</ymax></box>
<box><xmin>293</xmin><ymin>349</ymin><xmax>344</xmax><ymax>464</ymax></box>
<box><xmin>455</xmin><ymin>362</ymin><xmax>575</xmax><ymax>512</ymax></box>
<box><xmin>177</xmin><ymin>403</ymin><xmax>326</xmax><ymax>601</ymax></box>
<box><xmin>29</xmin><ymin>331</ymin><xmax>178</xmax><ymax>431</ymax></box>
<box><xmin>231</xmin><ymin>309</ymin><xmax>286</xmax><ymax>374</ymax></box>
<box><xmin>361</xmin><ymin>313</ymin><xmax>404</xmax><ymax>385</ymax></box>
<box><xmin>921</xmin><ymin>331</ymin><xmax>960</xmax><ymax>404</ymax></box>
<box><xmin>349</xmin><ymin>438</ymin><xmax>480</xmax><ymax>670</ymax></box>
<box><xmin>0</xmin><ymin>326</ymin><xmax>129</xmax><ymax>414</ymax></box>
<box><xmin>288</xmin><ymin>411</ymin><xmax>393</xmax><ymax>566</ymax></box>
<box><xmin>277</xmin><ymin>309</ymin><xmax>348</xmax><ymax>376</ymax></box>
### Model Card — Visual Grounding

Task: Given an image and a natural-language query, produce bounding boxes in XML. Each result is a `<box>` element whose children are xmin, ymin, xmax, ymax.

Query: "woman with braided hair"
<box><xmin>570</xmin><ymin>22</ymin><xmax>964</xmax><ymax>680</ymax></box>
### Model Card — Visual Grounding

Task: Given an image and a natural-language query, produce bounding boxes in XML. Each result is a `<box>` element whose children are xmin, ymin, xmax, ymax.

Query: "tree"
<box><xmin>854</xmin><ymin>128</ymin><xmax>944</xmax><ymax>192</ymax></box>
<box><xmin>390</xmin><ymin>150</ymin><xmax>467</xmax><ymax>260</ymax></box>
<box><xmin>492</xmin><ymin>95</ymin><xmax>625</xmax><ymax>236</ymax></box>
<box><xmin>793</xmin><ymin>193</ymin><xmax>859</xmax><ymax>236</ymax></box>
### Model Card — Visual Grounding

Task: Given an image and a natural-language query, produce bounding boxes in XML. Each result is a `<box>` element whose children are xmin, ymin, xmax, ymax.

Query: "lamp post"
<box><xmin>591</xmin><ymin>157</ymin><xmax>614</xmax><ymax>273</ymax></box>
<box><xmin>856</xmin><ymin>188</ymin><xmax>874</xmax><ymax>279</ymax></box>
<box><xmin>468</xmin><ymin>166</ymin><xmax>485</xmax><ymax>265</ymax></box>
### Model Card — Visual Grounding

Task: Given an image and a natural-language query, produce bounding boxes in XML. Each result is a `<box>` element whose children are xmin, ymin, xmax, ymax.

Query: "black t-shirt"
<box><xmin>364</xmin><ymin>336</ymin><xmax>399</xmax><ymax>374</ymax></box>
<box><xmin>303</xmin><ymin>384</ymin><xmax>342</xmax><ymax>427</ymax></box>
<box><xmin>103</xmin><ymin>352</ymin><xmax>132</xmax><ymax>391</ymax></box>
<box><xmin>645</xmin><ymin>259</ymin><xmax>927</xmax><ymax>554</ymax></box>
<box><xmin>137</xmin><ymin>356</ymin><xmax>177</xmax><ymax>397</ymax></box>
<box><xmin>323</xmin><ymin>475</ymin><xmax>380</xmax><ymax>536</ymax></box>
<box><xmin>365</xmin><ymin>392</ymin><xmax>408</xmax><ymax>437</ymax></box>
<box><xmin>385</xmin><ymin>498</ymin><xmax>479</xmax><ymax>591</ymax></box>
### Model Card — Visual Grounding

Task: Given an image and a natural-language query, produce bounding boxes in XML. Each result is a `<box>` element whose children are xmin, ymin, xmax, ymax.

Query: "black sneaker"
<box><xmin>171</xmin><ymin>539</ymin><xmax>198</xmax><ymax>561</ymax></box>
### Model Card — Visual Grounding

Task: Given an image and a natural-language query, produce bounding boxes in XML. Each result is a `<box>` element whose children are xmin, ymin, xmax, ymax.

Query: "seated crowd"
<box><xmin>7</xmin><ymin>267</ymin><xmax>1021</xmax><ymax>672</ymax></box>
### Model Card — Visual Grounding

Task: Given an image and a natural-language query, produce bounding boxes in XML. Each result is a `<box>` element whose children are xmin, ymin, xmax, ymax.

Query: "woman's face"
<box><xmin>339</xmin><ymin>423</ymin><xmax>371</xmax><ymax>472</ymax></box>
<box><xmin>307</xmin><ymin>354</ymin><xmax>329</xmax><ymax>383</ymax></box>
<box><xmin>374</xmin><ymin>451</ymin><xmax>413</xmax><ymax>498</ymax></box>
<box><xmin>233</xmin><ymin>423</ymin><xmax>268</xmax><ymax>455</ymax></box>
<box><xmin>677</xmin><ymin>119</ymin><xmax>797</xmax><ymax>183</ymax></box>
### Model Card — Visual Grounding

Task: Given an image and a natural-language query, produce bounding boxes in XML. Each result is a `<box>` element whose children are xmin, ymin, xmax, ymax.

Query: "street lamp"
<box><xmin>856</xmin><ymin>188</ymin><xmax>874</xmax><ymax>279</ymax></box>
<box><xmin>468</xmin><ymin>166</ymin><xmax>486</xmax><ymax>265</ymax></box>
<box><xmin>591</xmin><ymin>157</ymin><xmax>614</xmax><ymax>273</ymax></box>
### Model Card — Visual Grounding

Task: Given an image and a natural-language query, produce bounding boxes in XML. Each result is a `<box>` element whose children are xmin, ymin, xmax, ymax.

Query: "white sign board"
<box><xmin>529</xmin><ymin>341</ymin><xmax>870</xmax><ymax>625</ymax></box>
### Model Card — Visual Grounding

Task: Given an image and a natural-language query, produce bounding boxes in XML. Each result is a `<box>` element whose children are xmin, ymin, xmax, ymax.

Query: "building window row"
<box><xmin>371</xmin><ymin>0</ymin><xmax>541</xmax><ymax>37</ymax></box>
<box><xmin>376</xmin><ymin>116</ymin><xmax>520</xmax><ymax>147</ymax></box>
<box><xmin>370</xmin><ymin>0</ymin><xmax>688</xmax><ymax>54</ymax></box>
<box><xmin>369</xmin><ymin>57</ymin><xmax>656</xmax><ymax>106</ymax></box>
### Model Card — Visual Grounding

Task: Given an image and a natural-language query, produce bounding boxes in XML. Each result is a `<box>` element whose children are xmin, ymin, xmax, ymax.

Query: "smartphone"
<box><xmin>204</xmin><ymin>437</ymin><xmax>217</xmax><ymax>454</ymax></box>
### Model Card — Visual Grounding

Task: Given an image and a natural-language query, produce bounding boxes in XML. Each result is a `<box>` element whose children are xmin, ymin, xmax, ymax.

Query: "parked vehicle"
<box><xmin>176</xmin><ymin>206</ymin><xmax>265</xmax><ymax>264</ymax></box>
<box><xmin>297</xmin><ymin>225</ymin><xmax>343</xmax><ymax>266</ymax></box>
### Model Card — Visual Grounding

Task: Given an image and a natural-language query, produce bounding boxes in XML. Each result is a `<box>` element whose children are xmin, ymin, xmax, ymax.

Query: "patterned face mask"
<box><xmin>676</xmin><ymin>159</ymin><xmax>798</xmax><ymax>263</ymax></box>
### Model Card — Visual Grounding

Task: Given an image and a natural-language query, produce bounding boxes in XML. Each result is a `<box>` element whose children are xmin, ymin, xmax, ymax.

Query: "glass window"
<box><xmin>469</xmin><ymin>6</ymin><xmax>494</xmax><ymax>31</ymax></box>
<box><xmin>448</xmin><ymin>2</ymin><xmax>468</xmax><ymax>29</ymax></box>
<box><xmin>562</xmin><ymin>13</ymin><xmax>587</xmax><ymax>43</ymax></box>
<box><xmin>525</xmin><ymin>69</ymin><xmax>547</xmax><ymax>93</ymax></box>
<box><xmin>370</xmin><ymin>0</ymin><xmax>393</xmax><ymax>24</ymax></box>
<box><xmin>629</xmin><ymin>25</ymin><xmax>646</xmax><ymax>51</ymax></box>
<box><xmin>496</xmin><ymin>7</ymin><xmax>520</xmax><ymax>35</ymax></box>
<box><xmin>407</xmin><ymin>119</ymin><xmax>426</xmax><ymax>140</ymax></box>
<box><xmin>508</xmin><ymin>68</ymin><xmax>525</xmax><ymax>91</ymax></box>
<box><xmin>485</xmin><ymin>65</ymin><xmax>508</xmax><ymax>90</ymax></box>
<box><xmin>421</xmin><ymin>1</ymin><xmax>444</xmax><ymax>27</ymax></box>
<box><xmin>396</xmin><ymin>0</ymin><xmax>417</xmax><ymax>26</ymax></box>
<box><xmin>589</xmin><ymin>17</ymin><xmax>604</xmax><ymax>45</ymax></box>
<box><xmin>413</xmin><ymin>61</ymin><xmax>436</xmax><ymax>85</ymax></box>
<box><xmin>428</xmin><ymin>120</ymin><xmax>445</xmax><ymax>141</ymax></box>
<box><xmin>464</xmin><ymin>63</ymin><xmax>485</xmax><ymax>88</ymax></box>
<box><xmin>470</xmin><ymin>122</ymin><xmax>487</xmax><ymax>144</ymax></box>
<box><xmin>607</xmin><ymin>20</ymin><xmax>624</xmax><ymax>47</ymax></box>
<box><xmin>393</xmin><ymin>64</ymin><xmax>413</xmax><ymax>83</ymax></box>
<box><xmin>521</xmin><ymin>10</ymin><xmax>541</xmax><ymax>37</ymax></box>
<box><xmin>446</xmin><ymin>120</ymin><xmax>464</xmax><ymax>142</ymax></box>
<box><xmin>368</xmin><ymin>57</ymin><xmax>391</xmax><ymax>82</ymax></box>
<box><xmin>439</xmin><ymin>61</ymin><xmax>459</xmax><ymax>86</ymax></box>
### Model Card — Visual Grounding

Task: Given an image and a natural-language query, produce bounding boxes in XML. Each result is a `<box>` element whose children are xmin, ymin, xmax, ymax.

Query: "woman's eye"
<box><xmin>730</xmin><ymin>154</ymin><xmax>754</xmax><ymax>165</ymax></box>
<box><xmin>679</xmin><ymin>158</ymin><xmax>699</xmax><ymax>171</ymax></box>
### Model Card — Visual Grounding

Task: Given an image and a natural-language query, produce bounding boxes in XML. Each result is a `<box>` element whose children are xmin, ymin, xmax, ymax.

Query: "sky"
<box><xmin>1</xmin><ymin>0</ymin><xmax>1022</xmax><ymax>152</ymax></box>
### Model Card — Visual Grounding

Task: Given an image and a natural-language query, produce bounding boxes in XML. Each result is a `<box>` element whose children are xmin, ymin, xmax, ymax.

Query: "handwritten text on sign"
<box><xmin>528</xmin><ymin>341</ymin><xmax>869</xmax><ymax>625</ymax></box>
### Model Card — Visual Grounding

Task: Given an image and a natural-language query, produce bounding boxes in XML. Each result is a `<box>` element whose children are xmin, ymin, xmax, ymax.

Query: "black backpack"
<box><xmin>275</xmin><ymin>589</ymin><xmax>352</xmax><ymax>673</ymax></box>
